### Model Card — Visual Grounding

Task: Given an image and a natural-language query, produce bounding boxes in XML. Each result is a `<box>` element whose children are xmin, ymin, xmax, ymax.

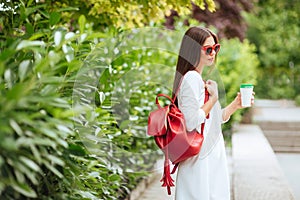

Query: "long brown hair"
<box><xmin>172</xmin><ymin>27</ymin><xmax>219</xmax><ymax>103</ymax></box>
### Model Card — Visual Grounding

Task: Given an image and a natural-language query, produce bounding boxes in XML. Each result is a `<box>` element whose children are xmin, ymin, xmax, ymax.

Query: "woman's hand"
<box><xmin>202</xmin><ymin>80</ymin><xmax>218</xmax><ymax>116</ymax></box>
<box><xmin>205</xmin><ymin>80</ymin><xmax>218</xmax><ymax>101</ymax></box>
<box><xmin>222</xmin><ymin>91</ymin><xmax>255</xmax><ymax>122</ymax></box>
<box><xmin>233</xmin><ymin>92</ymin><xmax>255</xmax><ymax>109</ymax></box>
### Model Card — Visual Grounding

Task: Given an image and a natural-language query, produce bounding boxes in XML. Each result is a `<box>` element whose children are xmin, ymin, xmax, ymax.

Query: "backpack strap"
<box><xmin>156</xmin><ymin>93</ymin><xmax>174</xmax><ymax>109</ymax></box>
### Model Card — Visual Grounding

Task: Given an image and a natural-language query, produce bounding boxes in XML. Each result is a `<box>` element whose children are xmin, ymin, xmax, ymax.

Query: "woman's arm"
<box><xmin>202</xmin><ymin>95</ymin><xmax>218</xmax><ymax>117</ymax></box>
<box><xmin>222</xmin><ymin>92</ymin><xmax>255</xmax><ymax>122</ymax></box>
<box><xmin>222</xmin><ymin>98</ymin><xmax>240</xmax><ymax>122</ymax></box>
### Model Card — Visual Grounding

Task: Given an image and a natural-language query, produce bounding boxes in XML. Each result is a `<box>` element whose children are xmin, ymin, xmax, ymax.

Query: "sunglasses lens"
<box><xmin>206</xmin><ymin>48</ymin><xmax>213</xmax><ymax>55</ymax></box>
<box><xmin>215</xmin><ymin>45</ymin><xmax>220</xmax><ymax>53</ymax></box>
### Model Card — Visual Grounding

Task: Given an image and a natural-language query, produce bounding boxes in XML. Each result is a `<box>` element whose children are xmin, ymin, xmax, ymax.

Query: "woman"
<box><xmin>173</xmin><ymin>27</ymin><xmax>253</xmax><ymax>200</ymax></box>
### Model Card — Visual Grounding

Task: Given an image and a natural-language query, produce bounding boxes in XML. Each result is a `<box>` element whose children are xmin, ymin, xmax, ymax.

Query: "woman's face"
<box><xmin>199</xmin><ymin>36</ymin><xmax>216</xmax><ymax>67</ymax></box>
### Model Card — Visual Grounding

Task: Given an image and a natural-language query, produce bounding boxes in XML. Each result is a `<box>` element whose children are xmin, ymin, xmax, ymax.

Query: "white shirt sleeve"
<box><xmin>178</xmin><ymin>71</ymin><xmax>206</xmax><ymax>132</ymax></box>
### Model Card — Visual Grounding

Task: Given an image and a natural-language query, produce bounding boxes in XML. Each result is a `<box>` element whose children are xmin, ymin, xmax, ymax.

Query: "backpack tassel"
<box><xmin>160</xmin><ymin>149</ymin><xmax>175</xmax><ymax>195</ymax></box>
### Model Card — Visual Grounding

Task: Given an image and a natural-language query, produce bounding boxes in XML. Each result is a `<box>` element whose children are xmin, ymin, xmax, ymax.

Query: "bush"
<box><xmin>0</xmin><ymin>5</ymin><xmax>180</xmax><ymax>198</ymax></box>
<box><xmin>245</xmin><ymin>0</ymin><xmax>300</xmax><ymax>99</ymax></box>
<box><xmin>0</xmin><ymin>7</ymin><xmax>162</xmax><ymax>199</ymax></box>
<box><xmin>295</xmin><ymin>95</ymin><xmax>300</xmax><ymax>107</ymax></box>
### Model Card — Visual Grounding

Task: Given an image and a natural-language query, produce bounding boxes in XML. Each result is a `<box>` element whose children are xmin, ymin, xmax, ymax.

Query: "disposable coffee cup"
<box><xmin>240</xmin><ymin>84</ymin><xmax>254</xmax><ymax>107</ymax></box>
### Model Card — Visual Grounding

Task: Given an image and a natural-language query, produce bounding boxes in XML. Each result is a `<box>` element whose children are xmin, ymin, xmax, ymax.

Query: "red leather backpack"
<box><xmin>147</xmin><ymin>87</ymin><xmax>209</xmax><ymax>195</ymax></box>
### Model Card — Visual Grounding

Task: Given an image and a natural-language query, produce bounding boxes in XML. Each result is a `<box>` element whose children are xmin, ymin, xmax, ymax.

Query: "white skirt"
<box><xmin>175</xmin><ymin>135</ymin><xmax>230</xmax><ymax>200</ymax></box>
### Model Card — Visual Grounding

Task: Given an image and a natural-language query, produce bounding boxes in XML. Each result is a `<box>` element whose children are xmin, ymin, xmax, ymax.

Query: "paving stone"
<box><xmin>232</xmin><ymin>124</ymin><xmax>295</xmax><ymax>200</ymax></box>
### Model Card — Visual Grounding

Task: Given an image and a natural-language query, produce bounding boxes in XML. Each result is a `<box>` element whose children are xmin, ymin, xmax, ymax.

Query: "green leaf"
<box><xmin>43</xmin><ymin>161</ymin><xmax>63</xmax><ymax>178</ymax></box>
<box><xmin>29</xmin><ymin>32</ymin><xmax>46</xmax><ymax>40</ymax></box>
<box><xmin>54</xmin><ymin>31</ymin><xmax>63</xmax><ymax>47</ymax></box>
<box><xmin>66</xmin><ymin>60</ymin><xmax>83</xmax><ymax>73</ymax></box>
<box><xmin>10</xmin><ymin>181</ymin><xmax>37</xmax><ymax>198</ymax></box>
<box><xmin>30</xmin><ymin>144</ymin><xmax>42</xmax><ymax>164</ymax></box>
<box><xmin>56</xmin><ymin>125</ymin><xmax>73</xmax><ymax>135</ymax></box>
<box><xmin>0</xmin><ymin>156</ymin><xmax>3</xmax><ymax>166</ymax></box>
<box><xmin>6</xmin><ymin>83</ymin><xmax>32</xmax><ymax>100</ymax></box>
<box><xmin>46</xmin><ymin>155</ymin><xmax>65</xmax><ymax>166</ymax></box>
<box><xmin>32</xmin><ymin>137</ymin><xmax>56</xmax><ymax>147</ymax></box>
<box><xmin>26</xmin><ymin>0</ymin><xmax>34</xmax><ymax>7</ymax></box>
<box><xmin>19</xmin><ymin>156</ymin><xmax>41</xmax><ymax>172</ymax></box>
<box><xmin>0</xmin><ymin>49</ymin><xmax>15</xmax><ymax>62</ymax></box>
<box><xmin>25</xmin><ymin>171</ymin><xmax>39</xmax><ymax>185</ymax></box>
<box><xmin>9</xmin><ymin>119</ymin><xmax>23</xmax><ymax>136</ymax></box>
<box><xmin>40</xmin><ymin>76</ymin><xmax>64</xmax><ymax>84</ymax></box>
<box><xmin>108</xmin><ymin>174</ymin><xmax>121</xmax><ymax>182</ymax></box>
<box><xmin>78</xmin><ymin>15</ymin><xmax>86</xmax><ymax>34</ymax></box>
<box><xmin>4</xmin><ymin>69</ymin><xmax>12</xmax><ymax>89</ymax></box>
<box><xmin>0</xmin><ymin>181</ymin><xmax>4</xmax><ymax>193</ymax></box>
<box><xmin>56</xmin><ymin>7</ymin><xmax>79</xmax><ymax>12</ymax></box>
<box><xmin>25</xmin><ymin>23</ymin><xmax>34</xmax><ymax>35</ymax></box>
<box><xmin>1</xmin><ymin>137</ymin><xmax>18</xmax><ymax>151</ymax></box>
<box><xmin>75</xmin><ymin>191</ymin><xmax>98</xmax><ymax>199</ymax></box>
<box><xmin>41</xmin><ymin>128</ymin><xmax>57</xmax><ymax>138</ymax></box>
<box><xmin>16</xmin><ymin>40</ymin><xmax>45</xmax><ymax>50</ymax></box>
<box><xmin>16</xmin><ymin>161</ymin><xmax>40</xmax><ymax>185</ymax></box>
<box><xmin>55</xmin><ymin>137</ymin><xmax>68</xmax><ymax>148</ymax></box>
<box><xmin>49</xmin><ymin>12</ymin><xmax>61</xmax><ymax>26</ymax></box>
<box><xmin>14</xmin><ymin>169</ymin><xmax>25</xmax><ymax>183</ymax></box>
<box><xmin>25</xmin><ymin>5</ymin><xmax>46</xmax><ymax>17</ymax></box>
<box><xmin>52</xmin><ymin>98</ymin><xmax>70</xmax><ymax>108</ymax></box>
<box><xmin>68</xmin><ymin>143</ymin><xmax>87</xmax><ymax>156</ymax></box>
<box><xmin>18</xmin><ymin>60</ymin><xmax>30</xmax><ymax>82</ymax></box>
<box><xmin>15</xmin><ymin>136</ymin><xmax>57</xmax><ymax>148</ymax></box>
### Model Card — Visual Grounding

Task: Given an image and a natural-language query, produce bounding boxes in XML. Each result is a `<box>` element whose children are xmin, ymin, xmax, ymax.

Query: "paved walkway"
<box><xmin>232</xmin><ymin>124</ymin><xmax>295</xmax><ymax>200</ymax></box>
<box><xmin>253</xmin><ymin>99</ymin><xmax>300</xmax><ymax>200</ymax></box>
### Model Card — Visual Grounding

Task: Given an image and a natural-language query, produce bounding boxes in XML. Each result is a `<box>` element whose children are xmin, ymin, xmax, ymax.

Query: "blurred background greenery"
<box><xmin>0</xmin><ymin>0</ymin><xmax>299</xmax><ymax>199</ymax></box>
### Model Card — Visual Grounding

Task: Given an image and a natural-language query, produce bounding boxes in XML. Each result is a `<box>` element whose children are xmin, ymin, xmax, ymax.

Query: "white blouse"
<box><xmin>177</xmin><ymin>70</ymin><xmax>229</xmax><ymax>158</ymax></box>
<box><xmin>178</xmin><ymin>70</ymin><xmax>206</xmax><ymax>133</ymax></box>
<box><xmin>175</xmin><ymin>70</ymin><xmax>231</xmax><ymax>200</ymax></box>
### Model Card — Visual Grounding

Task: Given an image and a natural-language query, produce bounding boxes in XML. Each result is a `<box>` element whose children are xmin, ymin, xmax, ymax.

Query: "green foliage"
<box><xmin>0</xmin><ymin>1</ymin><xmax>179</xmax><ymax>197</ymax></box>
<box><xmin>0</xmin><ymin>0</ymin><xmax>216</xmax><ymax>37</ymax></box>
<box><xmin>1</xmin><ymin>29</ymin><xmax>74</xmax><ymax>200</ymax></box>
<box><xmin>245</xmin><ymin>0</ymin><xmax>300</xmax><ymax>99</ymax></box>
<box><xmin>295</xmin><ymin>95</ymin><xmax>300</xmax><ymax>107</ymax></box>
<box><xmin>70</xmin><ymin>0</ymin><xmax>216</xmax><ymax>28</ymax></box>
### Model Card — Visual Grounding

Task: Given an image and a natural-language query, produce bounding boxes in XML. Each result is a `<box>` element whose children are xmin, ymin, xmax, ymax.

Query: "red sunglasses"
<box><xmin>202</xmin><ymin>44</ymin><xmax>221</xmax><ymax>56</ymax></box>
